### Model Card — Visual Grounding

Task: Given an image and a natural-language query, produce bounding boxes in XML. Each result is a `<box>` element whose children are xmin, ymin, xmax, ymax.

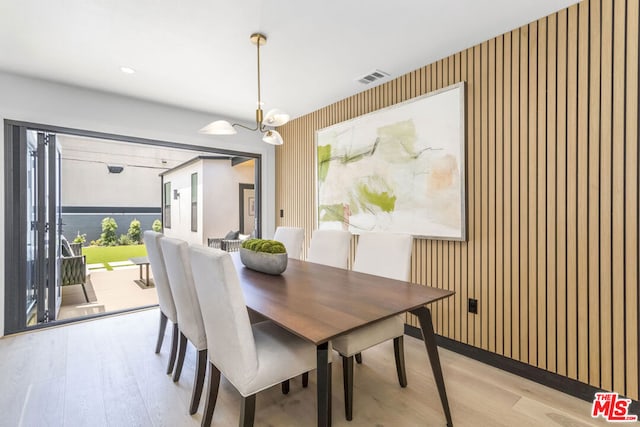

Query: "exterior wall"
<box><xmin>162</xmin><ymin>161</ymin><xmax>203</xmax><ymax>245</ymax></box>
<box><xmin>0</xmin><ymin>71</ymin><xmax>276</xmax><ymax>337</ymax></box>
<box><xmin>161</xmin><ymin>158</ymin><xmax>255</xmax><ymax>245</ymax></box>
<box><xmin>275</xmin><ymin>0</ymin><xmax>639</xmax><ymax>400</ymax></box>
<box><xmin>202</xmin><ymin>159</ymin><xmax>255</xmax><ymax>241</ymax></box>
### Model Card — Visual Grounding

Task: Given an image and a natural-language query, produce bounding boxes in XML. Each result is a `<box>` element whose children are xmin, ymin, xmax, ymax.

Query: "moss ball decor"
<box><xmin>241</xmin><ymin>238</ymin><xmax>287</xmax><ymax>254</ymax></box>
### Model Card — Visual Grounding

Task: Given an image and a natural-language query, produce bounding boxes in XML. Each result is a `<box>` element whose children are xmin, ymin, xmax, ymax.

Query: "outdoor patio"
<box><xmin>58</xmin><ymin>264</ymin><xmax>158</xmax><ymax>320</ymax></box>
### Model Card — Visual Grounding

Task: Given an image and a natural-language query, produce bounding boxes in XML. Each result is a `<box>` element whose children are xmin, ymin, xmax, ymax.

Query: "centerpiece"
<box><xmin>239</xmin><ymin>238</ymin><xmax>288</xmax><ymax>275</ymax></box>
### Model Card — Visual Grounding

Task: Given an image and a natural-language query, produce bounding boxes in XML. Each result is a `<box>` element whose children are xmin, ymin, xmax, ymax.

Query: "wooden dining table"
<box><xmin>231</xmin><ymin>252</ymin><xmax>455</xmax><ymax>427</ymax></box>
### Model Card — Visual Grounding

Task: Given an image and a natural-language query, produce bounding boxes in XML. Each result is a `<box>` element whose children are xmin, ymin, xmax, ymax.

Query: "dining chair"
<box><xmin>160</xmin><ymin>237</ymin><xmax>208</xmax><ymax>415</ymax></box>
<box><xmin>143</xmin><ymin>231</ymin><xmax>180</xmax><ymax>375</ymax></box>
<box><xmin>331</xmin><ymin>232</ymin><xmax>413</xmax><ymax>421</ymax></box>
<box><xmin>273</xmin><ymin>226</ymin><xmax>304</xmax><ymax>260</ymax></box>
<box><xmin>189</xmin><ymin>245</ymin><xmax>319</xmax><ymax>427</ymax></box>
<box><xmin>307</xmin><ymin>229</ymin><xmax>352</xmax><ymax>269</ymax></box>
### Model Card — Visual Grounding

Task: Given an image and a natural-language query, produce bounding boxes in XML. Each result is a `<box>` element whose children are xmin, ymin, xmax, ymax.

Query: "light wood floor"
<box><xmin>0</xmin><ymin>308</ymin><xmax>606</xmax><ymax>427</ymax></box>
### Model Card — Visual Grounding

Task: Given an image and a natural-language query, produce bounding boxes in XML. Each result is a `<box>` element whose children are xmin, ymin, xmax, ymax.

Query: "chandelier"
<box><xmin>199</xmin><ymin>33</ymin><xmax>289</xmax><ymax>145</ymax></box>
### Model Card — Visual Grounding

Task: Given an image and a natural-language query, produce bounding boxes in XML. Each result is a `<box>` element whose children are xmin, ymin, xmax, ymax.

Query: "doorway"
<box><xmin>4</xmin><ymin>120</ymin><xmax>262</xmax><ymax>334</ymax></box>
<box><xmin>239</xmin><ymin>183</ymin><xmax>255</xmax><ymax>235</ymax></box>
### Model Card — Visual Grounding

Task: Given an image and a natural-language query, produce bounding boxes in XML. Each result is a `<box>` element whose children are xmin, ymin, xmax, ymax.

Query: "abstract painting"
<box><xmin>316</xmin><ymin>82</ymin><xmax>466</xmax><ymax>240</ymax></box>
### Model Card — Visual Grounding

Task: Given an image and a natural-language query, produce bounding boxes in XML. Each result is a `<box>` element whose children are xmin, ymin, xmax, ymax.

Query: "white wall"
<box><xmin>202</xmin><ymin>159</ymin><xmax>255</xmax><ymax>240</ymax></box>
<box><xmin>62</xmin><ymin>158</ymin><xmax>161</xmax><ymax>207</ymax></box>
<box><xmin>162</xmin><ymin>158</ymin><xmax>255</xmax><ymax>245</ymax></box>
<box><xmin>0</xmin><ymin>71</ymin><xmax>276</xmax><ymax>336</ymax></box>
<box><xmin>162</xmin><ymin>161</ymin><xmax>203</xmax><ymax>245</ymax></box>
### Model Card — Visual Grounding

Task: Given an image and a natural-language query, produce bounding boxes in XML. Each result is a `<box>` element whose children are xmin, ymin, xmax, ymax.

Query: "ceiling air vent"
<box><xmin>356</xmin><ymin>69</ymin><xmax>390</xmax><ymax>85</ymax></box>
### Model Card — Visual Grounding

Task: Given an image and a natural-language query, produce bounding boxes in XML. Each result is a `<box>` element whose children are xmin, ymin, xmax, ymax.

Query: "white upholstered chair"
<box><xmin>160</xmin><ymin>237</ymin><xmax>208</xmax><ymax>415</ymax></box>
<box><xmin>331</xmin><ymin>232</ymin><xmax>413</xmax><ymax>421</ymax></box>
<box><xmin>189</xmin><ymin>245</ymin><xmax>318</xmax><ymax>427</ymax></box>
<box><xmin>143</xmin><ymin>231</ymin><xmax>179</xmax><ymax>375</ymax></box>
<box><xmin>273</xmin><ymin>226</ymin><xmax>304</xmax><ymax>260</ymax></box>
<box><xmin>307</xmin><ymin>229</ymin><xmax>352</xmax><ymax>269</ymax></box>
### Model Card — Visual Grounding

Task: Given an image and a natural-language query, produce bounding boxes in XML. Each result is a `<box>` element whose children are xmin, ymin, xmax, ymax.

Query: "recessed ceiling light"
<box><xmin>120</xmin><ymin>66</ymin><xmax>136</xmax><ymax>74</ymax></box>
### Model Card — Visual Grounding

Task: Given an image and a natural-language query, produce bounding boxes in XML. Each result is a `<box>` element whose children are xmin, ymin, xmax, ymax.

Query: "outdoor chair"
<box><xmin>60</xmin><ymin>236</ymin><xmax>89</xmax><ymax>302</ymax></box>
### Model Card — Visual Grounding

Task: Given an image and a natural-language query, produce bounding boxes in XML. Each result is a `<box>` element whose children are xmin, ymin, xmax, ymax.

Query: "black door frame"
<box><xmin>4</xmin><ymin>119</ymin><xmax>263</xmax><ymax>335</ymax></box>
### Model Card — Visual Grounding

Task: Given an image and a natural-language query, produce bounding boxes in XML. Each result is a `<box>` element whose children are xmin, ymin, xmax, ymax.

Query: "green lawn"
<box><xmin>82</xmin><ymin>244</ymin><xmax>148</xmax><ymax>270</ymax></box>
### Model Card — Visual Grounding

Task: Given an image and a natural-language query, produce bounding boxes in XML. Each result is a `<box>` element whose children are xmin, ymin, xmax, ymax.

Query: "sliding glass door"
<box><xmin>5</xmin><ymin>124</ymin><xmax>61</xmax><ymax>331</ymax></box>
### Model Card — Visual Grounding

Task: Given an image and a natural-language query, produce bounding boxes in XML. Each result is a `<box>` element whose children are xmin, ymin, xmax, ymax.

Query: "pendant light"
<box><xmin>199</xmin><ymin>33</ymin><xmax>289</xmax><ymax>145</ymax></box>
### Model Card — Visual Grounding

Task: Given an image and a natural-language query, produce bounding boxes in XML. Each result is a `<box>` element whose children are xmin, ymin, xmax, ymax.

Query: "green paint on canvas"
<box><xmin>318</xmin><ymin>204</ymin><xmax>346</xmax><ymax>222</ymax></box>
<box><xmin>317</xmin><ymin>144</ymin><xmax>332</xmax><ymax>182</ymax></box>
<box><xmin>356</xmin><ymin>183</ymin><xmax>396</xmax><ymax>212</ymax></box>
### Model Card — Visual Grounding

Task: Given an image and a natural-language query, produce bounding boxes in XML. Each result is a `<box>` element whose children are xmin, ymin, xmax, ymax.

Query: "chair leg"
<box><xmin>80</xmin><ymin>283</ymin><xmax>90</xmax><ymax>303</ymax></box>
<box><xmin>155</xmin><ymin>312</ymin><xmax>168</xmax><ymax>354</ymax></box>
<box><xmin>302</xmin><ymin>372</ymin><xmax>309</xmax><ymax>388</ymax></box>
<box><xmin>201</xmin><ymin>362</ymin><xmax>220</xmax><ymax>427</ymax></box>
<box><xmin>189</xmin><ymin>349</ymin><xmax>208</xmax><ymax>415</ymax></box>
<box><xmin>173</xmin><ymin>332</ymin><xmax>188</xmax><ymax>382</ymax></box>
<box><xmin>355</xmin><ymin>352</ymin><xmax>362</xmax><ymax>364</ymax></box>
<box><xmin>342</xmin><ymin>355</ymin><xmax>354</xmax><ymax>421</ymax></box>
<box><xmin>240</xmin><ymin>394</ymin><xmax>256</xmax><ymax>427</ymax></box>
<box><xmin>393</xmin><ymin>336</ymin><xmax>408</xmax><ymax>387</ymax></box>
<box><xmin>166</xmin><ymin>323</ymin><xmax>179</xmax><ymax>375</ymax></box>
<box><xmin>281</xmin><ymin>380</ymin><xmax>290</xmax><ymax>395</ymax></box>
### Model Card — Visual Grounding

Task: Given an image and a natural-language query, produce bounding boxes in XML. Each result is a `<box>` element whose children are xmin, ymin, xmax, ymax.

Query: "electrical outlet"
<box><xmin>468</xmin><ymin>298</ymin><xmax>478</xmax><ymax>314</ymax></box>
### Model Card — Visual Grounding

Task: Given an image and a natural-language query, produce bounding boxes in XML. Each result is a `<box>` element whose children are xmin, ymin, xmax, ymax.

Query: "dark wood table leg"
<box><xmin>317</xmin><ymin>342</ymin><xmax>331</xmax><ymax>427</ymax></box>
<box><xmin>145</xmin><ymin>263</ymin><xmax>150</xmax><ymax>286</ymax></box>
<box><xmin>410</xmin><ymin>306</ymin><xmax>453</xmax><ymax>427</ymax></box>
<box><xmin>139</xmin><ymin>264</ymin><xmax>143</xmax><ymax>281</ymax></box>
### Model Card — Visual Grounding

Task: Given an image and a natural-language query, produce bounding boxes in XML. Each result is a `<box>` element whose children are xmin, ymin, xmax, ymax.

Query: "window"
<box><xmin>191</xmin><ymin>173</ymin><xmax>197</xmax><ymax>232</ymax></box>
<box><xmin>163</xmin><ymin>181</ymin><xmax>171</xmax><ymax>229</ymax></box>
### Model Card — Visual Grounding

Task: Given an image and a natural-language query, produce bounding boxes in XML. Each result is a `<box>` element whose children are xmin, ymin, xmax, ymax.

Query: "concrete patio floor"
<box><xmin>58</xmin><ymin>267</ymin><xmax>158</xmax><ymax>320</ymax></box>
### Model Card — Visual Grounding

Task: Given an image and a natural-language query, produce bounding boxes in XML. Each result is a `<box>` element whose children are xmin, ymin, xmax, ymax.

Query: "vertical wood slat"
<box><xmin>536</xmin><ymin>17</ymin><xmax>547</xmax><ymax>371</ymax></box>
<box><xmin>481</xmin><ymin>41</ymin><xmax>490</xmax><ymax>351</ymax></box>
<box><xmin>503</xmin><ymin>32</ymin><xmax>512</xmax><ymax>360</ymax></box>
<box><xmin>624</xmin><ymin>0</ymin><xmax>639</xmax><ymax>401</ymax></box>
<box><xmin>576</xmin><ymin>0</ymin><xmax>589</xmax><ymax>384</ymax></box>
<box><xmin>566</xmin><ymin>4</ymin><xmax>579</xmax><ymax>381</ymax></box>
<box><xmin>488</xmin><ymin>37</ymin><xmax>497</xmax><ymax>354</ymax></box>
<box><xmin>495</xmin><ymin>35</ymin><xmax>504</xmax><ymax>356</ymax></box>
<box><xmin>474</xmin><ymin>44</ymin><xmax>482</xmax><ymax>347</ymax></box>
<box><xmin>556</xmin><ymin>8</ymin><xmax>568</xmax><ymax>377</ymax></box>
<box><xmin>511</xmin><ymin>28</ymin><xmax>520</xmax><ymax>361</ymax></box>
<box><xmin>528</xmin><ymin>21</ymin><xmax>538</xmax><ymax>367</ymax></box>
<box><xmin>600</xmin><ymin>0</ymin><xmax>613</xmax><ymax>391</ymax></box>
<box><xmin>611</xmin><ymin>0</ymin><xmax>626</xmax><ymax>395</ymax></box>
<box><xmin>546</xmin><ymin>12</ymin><xmax>557</xmax><ymax>374</ymax></box>
<box><xmin>519</xmin><ymin>24</ymin><xmax>529</xmax><ymax>364</ymax></box>
<box><xmin>587</xmin><ymin>0</ymin><xmax>601</xmax><ymax>389</ymax></box>
<box><xmin>274</xmin><ymin>0</ymin><xmax>638</xmax><ymax>400</ymax></box>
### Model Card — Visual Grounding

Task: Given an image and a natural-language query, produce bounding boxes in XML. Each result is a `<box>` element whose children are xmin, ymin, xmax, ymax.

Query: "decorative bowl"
<box><xmin>239</xmin><ymin>247</ymin><xmax>288</xmax><ymax>275</ymax></box>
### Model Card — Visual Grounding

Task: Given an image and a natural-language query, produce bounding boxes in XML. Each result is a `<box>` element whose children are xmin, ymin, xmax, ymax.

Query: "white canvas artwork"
<box><xmin>316</xmin><ymin>82</ymin><xmax>466</xmax><ymax>240</ymax></box>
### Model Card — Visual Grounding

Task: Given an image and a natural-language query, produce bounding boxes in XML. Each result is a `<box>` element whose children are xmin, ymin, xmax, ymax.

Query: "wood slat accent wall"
<box><xmin>275</xmin><ymin>0</ymin><xmax>639</xmax><ymax>400</ymax></box>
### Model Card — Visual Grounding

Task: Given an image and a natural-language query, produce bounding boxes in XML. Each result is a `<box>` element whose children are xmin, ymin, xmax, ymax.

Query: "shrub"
<box><xmin>152</xmin><ymin>219</ymin><xmax>162</xmax><ymax>232</ymax></box>
<box><xmin>128</xmin><ymin>219</ymin><xmax>141</xmax><ymax>244</ymax></box>
<box><xmin>73</xmin><ymin>232</ymin><xmax>86</xmax><ymax>245</ymax></box>
<box><xmin>241</xmin><ymin>238</ymin><xmax>286</xmax><ymax>254</ymax></box>
<box><xmin>100</xmin><ymin>217</ymin><xmax>118</xmax><ymax>246</ymax></box>
<box><xmin>118</xmin><ymin>234</ymin><xmax>133</xmax><ymax>246</ymax></box>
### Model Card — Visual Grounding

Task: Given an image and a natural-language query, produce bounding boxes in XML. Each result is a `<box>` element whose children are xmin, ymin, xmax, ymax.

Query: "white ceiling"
<box><xmin>0</xmin><ymin>0</ymin><xmax>577</xmax><ymax>123</ymax></box>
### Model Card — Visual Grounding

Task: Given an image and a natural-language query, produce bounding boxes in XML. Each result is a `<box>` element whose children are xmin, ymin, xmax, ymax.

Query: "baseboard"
<box><xmin>404</xmin><ymin>324</ymin><xmax>640</xmax><ymax>416</ymax></box>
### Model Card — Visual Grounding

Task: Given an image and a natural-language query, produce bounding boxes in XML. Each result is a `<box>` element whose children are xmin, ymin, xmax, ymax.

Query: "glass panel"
<box><xmin>25</xmin><ymin>135</ymin><xmax>37</xmax><ymax>321</ymax></box>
